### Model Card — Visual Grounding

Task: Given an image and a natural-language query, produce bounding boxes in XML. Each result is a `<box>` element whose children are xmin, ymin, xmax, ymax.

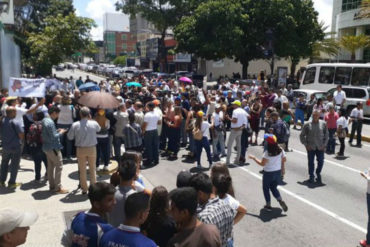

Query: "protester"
<box><xmin>57</xmin><ymin>96</ymin><xmax>75</xmax><ymax>159</ymax></box>
<box><xmin>226</xmin><ymin>100</ymin><xmax>245</xmax><ymax>165</ymax></box>
<box><xmin>211</xmin><ymin>104</ymin><xmax>226</xmax><ymax>161</ymax></box>
<box><xmin>249</xmin><ymin>134</ymin><xmax>288</xmax><ymax>212</ymax></box>
<box><xmin>324</xmin><ymin>103</ymin><xmax>339</xmax><ymax>154</ymax></box>
<box><xmin>61</xmin><ymin>182</ymin><xmax>116</xmax><ymax>247</ymax></box>
<box><xmin>41</xmin><ymin>106</ymin><xmax>68</xmax><ymax>194</ymax></box>
<box><xmin>300</xmin><ymin>110</ymin><xmax>328</xmax><ymax>184</ymax></box>
<box><xmin>113</xmin><ymin>101</ymin><xmax>129</xmax><ymax>160</ymax></box>
<box><xmin>123</xmin><ymin>112</ymin><xmax>143</xmax><ymax>152</ymax></box>
<box><xmin>0</xmin><ymin>107</ymin><xmax>24</xmax><ymax>188</ymax></box>
<box><xmin>193</xmin><ymin>111</ymin><xmax>212</xmax><ymax>168</ymax></box>
<box><xmin>333</xmin><ymin>85</ymin><xmax>346</xmax><ymax>110</ymax></box>
<box><xmin>100</xmin><ymin>192</ymin><xmax>157</xmax><ymax>247</ymax></box>
<box><xmin>142</xmin><ymin>102</ymin><xmax>161</xmax><ymax>166</ymax></box>
<box><xmin>0</xmin><ymin>209</ymin><xmax>38</xmax><ymax>247</ymax></box>
<box><xmin>349</xmin><ymin>102</ymin><xmax>363</xmax><ymax>147</ymax></box>
<box><xmin>293</xmin><ymin>94</ymin><xmax>306</xmax><ymax>129</ymax></box>
<box><xmin>67</xmin><ymin>107</ymin><xmax>100</xmax><ymax>194</ymax></box>
<box><xmin>336</xmin><ymin>108</ymin><xmax>348</xmax><ymax>157</ymax></box>
<box><xmin>94</xmin><ymin>108</ymin><xmax>110</xmax><ymax>171</ymax></box>
<box><xmin>167</xmin><ymin>187</ymin><xmax>222</xmax><ymax>247</ymax></box>
<box><xmin>166</xmin><ymin>106</ymin><xmax>182</xmax><ymax>160</ymax></box>
<box><xmin>249</xmin><ymin>98</ymin><xmax>262</xmax><ymax>145</ymax></box>
<box><xmin>141</xmin><ymin>186</ymin><xmax>177</xmax><ymax>247</ymax></box>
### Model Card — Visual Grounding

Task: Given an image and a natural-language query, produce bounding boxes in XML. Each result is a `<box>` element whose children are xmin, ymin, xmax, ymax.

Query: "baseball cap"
<box><xmin>264</xmin><ymin>134</ymin><xmax>277</xmax><ymax>145</ymax></box>
<box><xmin>0</xmin><ymin>209</ymin><xmax>38</xmax><ymax>236</ymax></box>
<box><xmin>153</xmin><ymin>99</ymin><xmax>160</xmax><ymax>106</ymax></box>
<box><xmin>197</xmin><ymin>111</ymin><xmax>204</xmax><ymax>118</ymax></box>
<box><xmin>232</xmin><ymin>100</ymin><xmax>241</xmax><ymax>107</ymax></box>
<box><xmin>176</xmin><ymin>170</ymin><xmax>193</xmax><ymax>188</ymax></box>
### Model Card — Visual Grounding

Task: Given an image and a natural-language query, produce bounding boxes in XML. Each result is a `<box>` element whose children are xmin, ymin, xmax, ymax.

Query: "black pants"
<box><xmin>338</xmin><ymin>137</ymin><xmax>345</xmax><ymax>155</ymax></box>
<box><xmin>349</xmin><ymin>120</ymin><xmax>362</xmax><ymax>145</ymax></box>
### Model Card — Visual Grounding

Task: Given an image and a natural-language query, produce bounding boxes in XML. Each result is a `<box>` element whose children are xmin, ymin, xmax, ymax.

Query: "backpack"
<box><xmin>273</xmin><ymin>120</ymin><xmax>289</xmax><ymax>143</ymax></box>
<box><xmin>26</xmin><ymin>122</ymin><xmax>43</xmax><ymax>148</ymax></box>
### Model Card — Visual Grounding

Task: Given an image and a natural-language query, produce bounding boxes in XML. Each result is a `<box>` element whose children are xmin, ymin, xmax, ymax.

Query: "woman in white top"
<box><xmin>249</xmin><ymin>134</ymin><xmax>288</xmax><ymax>212</ymax></box>
<box><xmin>94</xmin><ymin>108</ymin><xmax>110</xmax><ymax>171</ymax></box>
<box><xmin>193</xmin><ymin>111</ymin><xmax>212</xmax><ymax>168</ymax></box>
<box><xmin>57</xmin><ymin>96</ymin><xmax>75</xmax><ymax>159</ymax></box>
<box><xmin>336</xmin><ymin>108</ymin><xmax>348</xmax><ymax>157</ymax></box>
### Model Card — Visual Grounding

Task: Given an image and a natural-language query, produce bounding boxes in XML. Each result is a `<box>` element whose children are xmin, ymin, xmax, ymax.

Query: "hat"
<box><xmin>116</xmin><ymin>96</ymin><xmax>123</xmax><ymax>102</ymax></box>
<box><xmin>232</xmin><ymin>100</ymin><xmax>241</xmax><ymax>107</ymax></box>
<box><xmin>264</xmin><ymin>134</ymin><xmax>277</xmax><ymax>145</ymax></box>
<box><xmin>153</xmin><ymin>99</ymin><xmax>160</xmax><ymax>106</ymax></box>
<box><xmin>175</xmin><ymin>97</ymin><xmax>181</xmax><ymax>101</ymax></box>
<box><xmin>197</xmin><ymin>111</ymin><xmax>204</xmax><ymax>118</ymax></box>
<box><xmin>5</xmin><ymin>96</ymin><xmax>17</xmax><ymax>102</ymax></box>
<box><xmin>215</xmin><ymin>104</ymin><xmax>221</xmax><ymax>109</ymax></box>
<box><xmin>176</xmin><ymin>170</ymin><xmax>193</xmax><ymax>188</ymax></box>
<box><xmin>0</xmin><ymin>209</ymin><xmax>38</xmax><ymax>236</ymax></box>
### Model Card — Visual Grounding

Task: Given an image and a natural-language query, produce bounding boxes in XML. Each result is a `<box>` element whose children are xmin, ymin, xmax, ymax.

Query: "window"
<box><xmin>319</xmin><ymin>67</ymin><xmax>335</xmax><ymax>84</ymax></box>
<box><xmin>122</xmin><ymin>43</ymin><xmax>127</xmax><ymax>50</ymax></box>
<box><xmin>352</xmin><ymin>89</ymin><xmax>366</xmax><ymax>98</ymax></box>
<box><xmin>334</xmin><ymin>67</ymin><xmax>352</xmax><ymax>85</ymax></box>
<box><xmin>313</xmin><ymin>93</ymin><xmax>326</xmax><ymax>100</ymax></box>
<box><xmin>342</xmin><ymin>0</ymin><xmax>362</xmax><ymax>12</ymax></box>
<box><xmin>342</xmin><ymin>88</ymin><xmax>353</xmax><ymax>98</ymax></box>
<box><xmin>352</xmin><ymin>68</ymin><xmax>370</xmax><ymax>86</ymax></box>
<box><xmin>122</xmin><ymin>34</ymin><xmax>127</xmax><ymax>40</ymax></box>
<box><xmin>303</xmin><ymin>67</ymin><xmax>316</xmax><ymax>85</ymax></box>
<box><xmin>364</xmin><ymin>48</ymin><xmax>370</xmax><ymax>62</ymax></box>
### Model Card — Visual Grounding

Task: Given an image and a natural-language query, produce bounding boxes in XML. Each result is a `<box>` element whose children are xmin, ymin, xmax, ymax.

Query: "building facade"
<box><xmin>332</xmin><ymin>0</ymin><xmax>370</xmax><ymax>61</ymax></box>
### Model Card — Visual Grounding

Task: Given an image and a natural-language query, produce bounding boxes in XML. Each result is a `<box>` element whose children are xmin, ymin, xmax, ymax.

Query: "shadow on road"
<box><xmin>297</xmin><ymin>180</ymin><xmax>326</xmax><ymax>189</ymax></box>
<box><xmin>31</xmin><ymin>190</ymin><xmax>54</xmax><ymax>200</ymax></box>
<box><xmin>0</xmin><ymin>187</ymin><xmax>16</xmax><ymax>195</ymax></box>
<box><xmin>20</xmin><ymin>180</ymin><xmax>46</xmax><ymax>191</ymax></box>
<box><xmin>189</xmin><ymin>166</ymin><xmax>209</xmax><ymax>173</ymax></box>
<box><xmin>334</xmin><ymin>156</ymin><xmax>349</xmax><ymax>161</ymax></box>
<box><xmin>60</xmin><ymin>189</ymin><xmax>88</xmax><ymax>203</ymax></box>
<box><xmin>246</xmin><ymin>208</ymin><xmax>287</xmax><ymax>222</ymax></box>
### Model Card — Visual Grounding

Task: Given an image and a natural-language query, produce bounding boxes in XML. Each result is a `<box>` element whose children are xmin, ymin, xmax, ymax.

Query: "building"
<box><xmin>103</xmin><ymin>13</ymin><xmax>136</xmax><ymax>60</ymax></box>
<box><xmin>130</xmin><ymin>14</ymin><xmax>160</xmax><ymax>42</ymax></box>
<box><xmin>332</xmin><ymin>0</ymin><xmax>370</xmax><ymax>61</ymax></box>
<box><xmin>0</xmin><ymin>0</ymin><xmax>22</xmax><ymax>89</ymax></box>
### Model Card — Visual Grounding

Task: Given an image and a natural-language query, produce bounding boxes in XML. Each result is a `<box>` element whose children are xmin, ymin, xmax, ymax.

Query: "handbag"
<box><xmin>192</xmin><ymin>127</ymin><xmax>203</xmax><ymax>141</ymax></box>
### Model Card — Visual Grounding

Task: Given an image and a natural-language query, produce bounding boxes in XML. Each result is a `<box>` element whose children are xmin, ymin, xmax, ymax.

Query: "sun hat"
<box><xmin>0</xmin><ymin>208</ymin><xmax>38</xmax><ymax>236</ymax></box>
<box><xmin>232</xmin><ymin>100</ymin><xmax>241</xmax><ymax>107</ymax></box>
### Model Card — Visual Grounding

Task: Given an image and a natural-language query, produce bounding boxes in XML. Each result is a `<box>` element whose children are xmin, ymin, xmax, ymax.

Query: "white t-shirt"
<box><xmin>57</xmin><ymin>105</ymin><xmax>75</xmax><ymax>125</ymax></box>
<box><xmin>242</xmin><ymin>110</ymin><xmax>249</xmax><ymax>129</ymax></box>
<box><xmin>15</xmin><ymin>106</ymin><xmax>27</xmax><ymax>128</ymax></box>
<box><xmin>144</xmin><ymin>111</ymin><xmax>160</xmax><ymax>131</ymax></box>
<box><xmin>336</xmin><ymin>116</ymin><xmax>348</xmax><ymax>129</ymax></box>
<box><xmin>274</xmin><ymin>95</ymin><xmax>289</xmax><ymax>105</ymax></box>
<box><xmin>221</xmin><ymin>194</ymin><xmax>240</xmax><ymax>212</ymax></box>
<box><xmin>333</xmin><ymin>90</ymin><xmax>346</xmax><ymax>105</ymax></box>
<box><xmin>350</xmin><ymin>108</ymin><xmax>363</xmax><ymax>120</ymax></box>
<box><xmin>231</xmin><ymin>108</ymin><xmax>246</xmax><ymax>128</ymax></box>
<box><xmin>201</xmin><ymin>121</ymin><xmax>210</xmax><ymax>139</ymax></box>
<box><xmin>212</xmin><ymin>111</ymin><xmax>224</xmax><ymax>127</ymax></box>
<box><xmin>263</xmin><ymin>150</ymin><xmax>286</xmax><ymax>172</ymax></box>
<box><xmin>154</xmin><ymin>107</ymin><xmax>163</xmax><ymax>134</ymax></box>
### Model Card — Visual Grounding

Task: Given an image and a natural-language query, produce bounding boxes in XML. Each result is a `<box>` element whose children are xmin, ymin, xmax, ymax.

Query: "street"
<box><xmin>1</xmin><ymin>69</ymin><xmax>369</xmax><ymax>246</ymax></box>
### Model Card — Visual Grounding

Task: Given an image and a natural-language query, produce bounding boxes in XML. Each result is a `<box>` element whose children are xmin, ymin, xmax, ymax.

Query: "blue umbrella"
<box><xmin>126</xmin><ymin>82</ymin><xmax>142</xmax><ymax>87</ymax></box>
<box><xmin>79</xmin><ymin>82</ymin><xmax>100</xmax><ymax>91</ymax></box>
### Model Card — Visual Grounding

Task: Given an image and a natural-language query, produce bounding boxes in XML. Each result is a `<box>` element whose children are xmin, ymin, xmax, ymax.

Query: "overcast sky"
<box><xmin>73</xmin><ymin>0</ymin><xmax>334</xmax><ymax>41</ymax></box>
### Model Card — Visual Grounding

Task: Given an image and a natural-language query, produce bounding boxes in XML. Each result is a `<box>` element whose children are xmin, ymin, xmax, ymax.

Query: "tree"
<box><xmin>113</xmin><ymin>55</ymin><xmax>127</xmax><ymax>65</ymax></box>
<box><xmin>340</xmin><ymin>34</ymin><xmax>370</xmax><ymax>62</ymax></box>
<box><xmin>356</xmin><ymin>0</ymin><xmax>370</xmax><ymax>19</ymax></box>
<box><xmin>27</xmin><ymin>13</ymin><xmax>95</xmax><ymax>75</ymax></box>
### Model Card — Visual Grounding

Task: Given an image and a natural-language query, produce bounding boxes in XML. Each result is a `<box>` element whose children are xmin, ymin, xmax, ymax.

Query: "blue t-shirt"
<box><xmin>70</xmin><ymin>212</ymin><xmax>113</xmax><ymax>247</ymax></box>
<box><xmin>296</xmin><ymin>99</ymin><xmax>306</xmax><ymax>111</ymax></box>
<box><xmin>100</xmin><ymin>225</ymin><xmax>157</xmax><ymax>247</ymax></box>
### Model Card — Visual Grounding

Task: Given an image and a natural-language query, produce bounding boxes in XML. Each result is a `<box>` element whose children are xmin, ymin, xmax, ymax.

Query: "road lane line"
<box><xmin>238</xmin><ymin>166</ymin><xmax>367</xmax><ymax>234</ymax></box>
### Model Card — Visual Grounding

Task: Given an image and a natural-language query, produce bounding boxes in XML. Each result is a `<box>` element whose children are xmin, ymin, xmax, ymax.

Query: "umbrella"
<box><xmin>78</xmin><ymin>82</ymin><xmax>100</xmax><ymax>92</ymax></box>
<box><xmin>78</xmin><ymin>91</ymin><xmax>120</xmax><ymax>109</ymax></box>
<box><xmin>179</xmin><ymin>77</ymin><xmax>192</xmax><ymax>83</ymax></box>
<box><xmin>126</xmin><ymin>82</ymin><xmax>142</xmax><ymax>87</ymax></box>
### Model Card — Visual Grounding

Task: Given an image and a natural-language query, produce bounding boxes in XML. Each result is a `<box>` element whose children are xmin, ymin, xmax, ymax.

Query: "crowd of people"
<box><xmin>0</xmin><ymin>73</ymin><xmax>367</xmax><ymax>246</ymax></box>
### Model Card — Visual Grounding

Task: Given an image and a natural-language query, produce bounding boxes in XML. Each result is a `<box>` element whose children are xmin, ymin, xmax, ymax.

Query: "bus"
<box><xmin>300</xmin><ymin>63</ymin><xmax>370</xmax><ymax>91</ymax></box>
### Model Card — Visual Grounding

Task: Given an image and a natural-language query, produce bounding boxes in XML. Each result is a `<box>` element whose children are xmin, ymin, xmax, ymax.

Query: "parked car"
<box><xmin>56</xmin><ymin>63</ymin><xmax>65</xmax><ymax>71</ymax></box>
<box><xmin>327</xmin><ymin>86</ymin><xmax>370</xmax><ymax>119</ymax></box>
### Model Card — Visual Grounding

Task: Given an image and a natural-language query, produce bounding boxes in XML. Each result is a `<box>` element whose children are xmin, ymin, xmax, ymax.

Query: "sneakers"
<box><xmin>279</xmin><ymin>200</ymin><xmax>288</xmax><ymax>212</ymax></box>
<box><xmin>55</xmin><ymin>188</ymin><xmax>69</xmax><ymax>194</ymax></box>
<box><xmin>103</xmin><ymin>166</ymin><xmax>109</xmax><ymax>171</ymax></box>
<box><xmin>8</xmin><ymin>183</ymin><xmax>22</xmax><ymax>189</ymax></box>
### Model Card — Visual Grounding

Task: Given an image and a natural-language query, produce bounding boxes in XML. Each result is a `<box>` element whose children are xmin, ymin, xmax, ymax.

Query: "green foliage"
<box><xmin>340</xmin><ymin>34</ymin><xmax>370</xmax><ymax>61</ymax></box>
<box><xmin>113</xmin><ymin>55</ymin><xmax>127</xmax><ymax>65</ymax></box>
<box><xmin>27</xmin><ymin>14</ymin><xmax>95</xmax><ymax>75</ymax></box>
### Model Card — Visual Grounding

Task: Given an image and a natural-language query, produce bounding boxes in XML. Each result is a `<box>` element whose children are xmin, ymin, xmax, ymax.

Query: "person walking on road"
<box><xmin>67</xmin><ymin>107</ymin><xmax>101</xmax><ymax>194</ymax></box>
<box><xmin>299</xmin><ymin>110</ymin><xmax>328</xmax><ymax>184</ymax></box>
<box><xmin>226</xmin><ymin>100</ymin><xmax>245</xmax><ymax>165</ymax></box>
<box><xmin>248</xmin><ymin>134</ymin><xmax>288</xmax><ymax>212</ymax></box>
<box><xmin>336</xmin><ymin>109</ymin><xmax>348</xmax><ymax>157</ymax></box>
<box><xmin>41</xmin><ymin>106</ymin><xmax>69</xmax><ymax>194</ymax></box>
<box><xmin>349</xmin><ymin>102</ymin><xmax>363</xmax><ymax>147</ymax></box>
<box><xmin>324</xmin><ymin>103</ymin><xmax>339</xmax><ymax>154</ymax></box>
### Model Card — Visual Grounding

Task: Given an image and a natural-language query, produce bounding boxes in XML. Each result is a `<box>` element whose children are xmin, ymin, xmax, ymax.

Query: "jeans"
<box><xmin>240</xmin><ymin>128</ymin><xmax>249</xmax><ymax>159</ymax></box>
<box><xmin>57</xmin><ymin>124</ymin><xmax>72</xmax><ymax>158</ymax></box>
<box><xmin>349</xmin><ymin>120</ymin><xmax>363</xmax><ymax>145</ymax></box>
<box><xmin>195</xmin><ymin>137</ymin><xmax>212</xmax><ymax>167</ymax></box>
<box><xmin>338</xmin><ymin>137</ymin><xmax>345</xmax><ymax>155</ymax></box>
<box><xmin>262</xmin><ymin>170</ymin><xmax>282</xmax><ymax>204</ymax></box>
<box><xmin>181</xmin><ymin>118</ymin><xmax>187</xmax><ymax>145</ymax></box>
<box><xmin>307</xmin><ymin>149</ymin><xmax>324</xmax><ymax>179</ymax></box>
<box><xmin>0</xmin><ymin>148</ymin><xmax>21</xmax><ymax>184</ymax></box>
<box><xmin>212</xmin><ymin>129</ymin><xmax>226</xmax><ymax>157</ymax></box>
<box><xmin>294</xmin><ymin>109</ymin><xmax>305</xmax><ymax>125</ymax></box>
<box><xmin>113</xmin><ymin>136</ymin><xmax>125</xmax><ymax>161</ymax></box>
<box><xmin>160</xmin><ymin>122</ymin><xmax>169</xmax><ymax>150</ymax></box>
<box><xmin>189</xmin><ymin>132</ymin><xmax>196</xmax><ymax>154</ymax></box>
<box><xmin>144</xmin><ymin>130</ymin><xmax>159</xmax><ymax>164</ymax></box>
<box><xmin>96</xmin><ymin>137</ymin><xmax>110</xmax><ymax>167</ymax></box>
<box><xmin>30</xmin><ymin>147</ymin><xmax>47</xmax><ymax>180</ymax></box>
<box><xmin>168</xmin><ymin>127</ymin><xmax>181</xmax><ymax>154</ymax></box>
<box><xmin>366</xmin><ymin>193</ymin><xmax>370</xmax><ymax>244</ymax></box>
<box><xmin>327</xmin><ymin>128</ymin><xmax>336</xmax><ymax>153</ymax></box>
<box><xmin>260</xmin><ymin>108</ymin><xmax>266</xmax><ymax>129</ymax></box>
<box><xmin>226</xmin><ymin>129</ymin><xmax>242</xmax><ymax>164</ymax></box>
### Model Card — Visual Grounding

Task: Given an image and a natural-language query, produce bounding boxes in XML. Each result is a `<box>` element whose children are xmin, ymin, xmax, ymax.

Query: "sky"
<box><xmin>73</xmin><ymin>0</ymin><xmax>334</xmax><ymax>41</ymax></box>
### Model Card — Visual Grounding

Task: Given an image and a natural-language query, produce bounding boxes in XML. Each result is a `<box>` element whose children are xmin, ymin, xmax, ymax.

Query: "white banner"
<box><xmin>174</xmin><ymin>53</ymin><xmax>191</xmax><ymax>63</ymax></box>
<box><xmin>9</xmin><ymin>78</ymin><xmax>46</xmax><ymax>97</ymax></box>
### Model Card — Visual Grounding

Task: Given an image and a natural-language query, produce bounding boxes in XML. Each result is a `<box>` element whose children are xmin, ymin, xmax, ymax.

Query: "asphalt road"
<box><xmin>54</xmin><ymin>68</ymin><xmax>370</xmax><ymax>247</ymax></box>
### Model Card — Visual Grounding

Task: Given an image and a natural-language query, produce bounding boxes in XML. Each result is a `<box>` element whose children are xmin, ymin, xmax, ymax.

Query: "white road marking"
<box><xmin>363</xmin><ymin>143</ymin><xmax>370</xmax><ymax>148</ymax></box>
<box><xmin>238</xmin><ymin>166</ymin><xmax>367</xmax><ymax>234</ymax></box>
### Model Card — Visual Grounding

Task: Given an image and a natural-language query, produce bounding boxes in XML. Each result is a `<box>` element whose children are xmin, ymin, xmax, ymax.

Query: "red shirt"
<box><xmin>324</xmin><ymin>112</ymin><xmax>339</xmax><ymax>129</ymax></box>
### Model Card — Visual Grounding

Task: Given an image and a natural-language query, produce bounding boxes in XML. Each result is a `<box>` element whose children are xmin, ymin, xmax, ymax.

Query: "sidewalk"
<box><xmin>0</xmin><ymin>157</ymin><xmax>151</xmax><ymax>247</ymax></box>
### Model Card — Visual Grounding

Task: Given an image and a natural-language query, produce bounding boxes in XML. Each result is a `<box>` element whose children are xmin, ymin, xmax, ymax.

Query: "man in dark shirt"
<box><xmin>167</xmin><ymin>187</ymin><xmax>221</xmax><ymax>247</ymax></box>
<box><xmin>0</xmin><ymin>107</ymin><xmax>24</xmax><ymax>188</ymax></box>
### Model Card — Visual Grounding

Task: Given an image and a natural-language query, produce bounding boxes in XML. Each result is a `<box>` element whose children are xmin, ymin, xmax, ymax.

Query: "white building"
<box><xmin>103</xmin><ymin>13</ymin><xmax>129</xmax><ymax>32</ymax></box>
<box><xmin>332</xmin><ymin>0</ymin><xmax>370</xmax><ymax>61</ymax></box>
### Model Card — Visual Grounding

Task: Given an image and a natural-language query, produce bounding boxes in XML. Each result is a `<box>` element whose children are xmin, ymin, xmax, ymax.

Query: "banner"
<box><xmin>9</xmin><ymin>78</ymin><xmax>46</xmax><ymax>97</ymax></box>
<box><xmin>277</xmin><ymin>67</ymin><xmax>288</xmax><ymax>86</ymax></box>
